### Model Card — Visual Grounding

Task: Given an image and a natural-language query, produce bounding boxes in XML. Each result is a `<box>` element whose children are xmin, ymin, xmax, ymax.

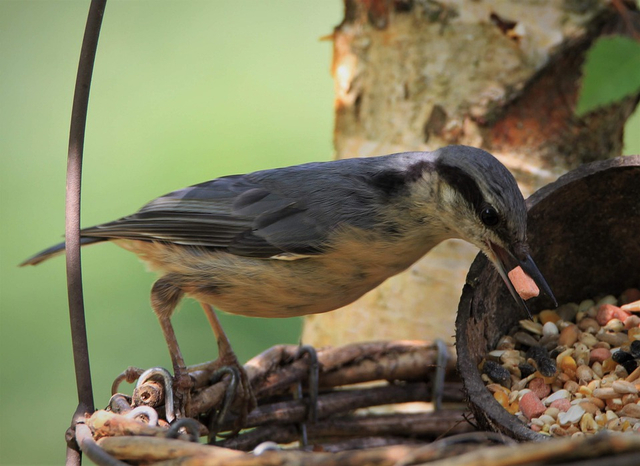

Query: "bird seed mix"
<box><xmin>480</xmin><ymin>288</ymin><xmax>640</xmax><ymax>437</ymax></box>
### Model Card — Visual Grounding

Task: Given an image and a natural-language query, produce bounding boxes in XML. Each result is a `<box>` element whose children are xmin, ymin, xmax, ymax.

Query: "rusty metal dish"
<box><xmin>456</xmin><ymin>155</ymin><xmax>640</xmax><ymax>441</ymax></box>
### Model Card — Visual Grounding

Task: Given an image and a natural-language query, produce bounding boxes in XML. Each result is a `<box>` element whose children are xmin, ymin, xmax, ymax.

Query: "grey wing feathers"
<box><xmin>20</xmin><ymin>237</ymin><xmax>106</xmax><ymax>266</ymax></box>
<box><xmin>26</xmin><ymin>153</ymin><xmax>427</xmax><ymax>263</ymax></box>
<box><xmin>77</xmin><ymin>157</ymin><xmax>394</xmax><ymax>257</ymax></box>
<box><xmin>80</xmin><ymin>175</ymin><xmax>294</xmax><ymax>257</ymax></box>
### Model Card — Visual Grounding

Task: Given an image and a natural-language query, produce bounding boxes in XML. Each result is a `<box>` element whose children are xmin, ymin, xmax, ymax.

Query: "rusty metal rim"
<box><xmin>455</xmin><ymin>155</ymin><xmax>640</xmax><ymax>442</ymax></box>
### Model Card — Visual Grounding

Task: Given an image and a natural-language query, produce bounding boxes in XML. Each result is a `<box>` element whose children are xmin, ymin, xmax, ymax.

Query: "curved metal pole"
<box><xmin>65</xmin><ymin>1</ymin><xmax>107</xmax><ymax>465</ymax></box>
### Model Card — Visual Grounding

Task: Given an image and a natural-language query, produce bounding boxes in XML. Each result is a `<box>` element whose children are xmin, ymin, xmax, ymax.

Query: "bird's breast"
<box><xmin>117</xmin><ymin>227</ymin><xmax>444</xmax><ymax>319</ymax></box>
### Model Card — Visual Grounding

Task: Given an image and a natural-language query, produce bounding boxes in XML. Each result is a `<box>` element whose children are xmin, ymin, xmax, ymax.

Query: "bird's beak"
<box><xmin>486</xmin><ymin>242</ymin><xmax>557</xmax><ymax>319</ymax></box>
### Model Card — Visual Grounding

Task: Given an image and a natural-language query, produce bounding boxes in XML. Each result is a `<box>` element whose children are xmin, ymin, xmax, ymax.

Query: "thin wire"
<box><xmin>65</xmin><ymin>1</ymin><xmax>108</xmax><ymax>465</ymax></box>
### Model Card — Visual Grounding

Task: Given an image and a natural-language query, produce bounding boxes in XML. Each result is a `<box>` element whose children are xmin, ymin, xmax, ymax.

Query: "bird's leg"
<box><xmin>199</xmin><ymin>302</ymin><xmax>256</xmax><ymax>427</ymax></box>
<box><xmin>157</xmin><ymin>317</ymin><xmax>187</xmax><ymax>379</ymax></box>
<box><xmin>151</xmin><ymin>277</ymin><xmax>193</xmax><ymax>401</ymax></box>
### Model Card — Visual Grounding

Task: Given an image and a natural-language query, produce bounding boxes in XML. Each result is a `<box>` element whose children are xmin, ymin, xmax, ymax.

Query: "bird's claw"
<box><xmin>207</xmin><ymin>362</ymin><xmax>256</xmax><ymax>441</ymax></box>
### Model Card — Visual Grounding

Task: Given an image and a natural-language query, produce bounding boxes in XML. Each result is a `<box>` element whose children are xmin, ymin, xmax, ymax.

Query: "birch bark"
<box><xmin>302</xmin><ymin>0</ymin><xmax>639</xmax><ymax>347</ymax></box>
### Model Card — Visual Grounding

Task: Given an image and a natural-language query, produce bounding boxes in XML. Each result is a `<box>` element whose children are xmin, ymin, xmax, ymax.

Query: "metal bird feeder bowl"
<box><xmin>455</xmin><ymin>155</ymin><xmax>640</xmax><ymax>441</ymax></box>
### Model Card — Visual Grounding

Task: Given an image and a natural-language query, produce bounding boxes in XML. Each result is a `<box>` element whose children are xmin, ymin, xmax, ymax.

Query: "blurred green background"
<box><xmin>0</xmin><ymin>1</ymin><xmax>340</xmax><ymax>464</ymax></box>
<box><xmin>1</xmin><ymin>2</ymin><xmax>639</xmax><ymax>465</ymax></box>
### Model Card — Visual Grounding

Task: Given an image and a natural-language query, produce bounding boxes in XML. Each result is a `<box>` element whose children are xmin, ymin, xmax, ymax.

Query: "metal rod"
<box><xmin>65</xmin><ymin>1</ymin><xmax>108</xmax><ymax>465</ymax></box>
<box><xmin>75</xmin><ymin>423</ymin><xmax>128</xmax><ymax>466</ymax></box>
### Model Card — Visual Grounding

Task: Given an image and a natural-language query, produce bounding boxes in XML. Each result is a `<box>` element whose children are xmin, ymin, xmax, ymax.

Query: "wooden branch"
<box><xmin>89</xmin><ymin>341</ymin><xmax>473</xmax><ymax>462</ymax></box>
<box><xmin>187</xmin><ymin>341</ymin><xmax>455</xmax><ymax>418</ymax></box>
<box><xmin>413</xmin><ymin>432</ymin><xmax>640</xmax><ymax>466</ymax></box>
<box><xmin>219</xmin><ymin>381</ymin><xmax>464</xmax><ymax>431</ymax></box>
<box><xmin>87</xmin><ymin>411</ymin><xmax>192</xmax><ymax>441</ymax></box>
<box><xmin>98</xmin><ymin>431</ymin><xmax>640</xmax><ymax>466</ymax></box>
<box><xmin>97</xmin><ymin>436</ymin><xmax>242</xmax><ymax>463</ymax></box>
<box><xmin>219</xmin><ymin>410</ymin><xmax>472</xmax><ymax>451</ymax></box>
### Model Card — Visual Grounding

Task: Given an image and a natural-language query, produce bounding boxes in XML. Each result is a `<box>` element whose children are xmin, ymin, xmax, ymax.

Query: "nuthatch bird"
<box><xmin>22</xmin><ymin>145</ymin><xmax>555</xmax><ymax>405</ymax></box>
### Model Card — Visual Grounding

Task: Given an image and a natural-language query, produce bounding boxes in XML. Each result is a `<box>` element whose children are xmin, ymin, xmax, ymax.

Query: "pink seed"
<box><xmin>589</xmin><ymin>347</ymin><xmax>611</xmax><ymax>363</ymax></box>
<box><xmin>508</xmin><ymin>266</ymin><xmax>540</xmax><ymax>300</ymax></box>
<box><xmin>520</xmin><ymin>391</ymin><xmax>546</xmax><ymax>420</ymax></box>
<box><xmin>596</xmin><ymin>304</ymin><xmax>630</xmax><ymax>325</ymax></box>
<box><xmin>549</xmin><ymin>398</ymin><xmax>571</xmax><ymax>412</ymax></box>
<box><xmin>528</xmin><ymin>377</ymin><xmax>551</xmax><ymax>399</ymax></box>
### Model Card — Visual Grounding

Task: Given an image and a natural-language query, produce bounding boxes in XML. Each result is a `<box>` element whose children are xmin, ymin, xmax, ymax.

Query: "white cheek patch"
<box><xmin>439</xmin><ymin>185</ymin><xmax>459</xmax><ymax>207</ymax></box>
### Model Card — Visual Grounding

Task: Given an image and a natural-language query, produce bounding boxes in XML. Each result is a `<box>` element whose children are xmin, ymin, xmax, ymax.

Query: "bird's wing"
<box><xmin>80</xmin><ymin>160</ymin><xmax>388</xmax><ymax>258</ymax></box>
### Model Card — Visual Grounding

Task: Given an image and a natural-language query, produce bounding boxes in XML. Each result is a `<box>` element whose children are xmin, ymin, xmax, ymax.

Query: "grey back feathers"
<box><xmin>21</xmin><ymin>146</ymin><xmax>526</xmax><ymax>265</ymax></box>
<box><xmin>77</xmin><ymin>153</ymin><xmax>439</xmax><ymax>258</ymax></box>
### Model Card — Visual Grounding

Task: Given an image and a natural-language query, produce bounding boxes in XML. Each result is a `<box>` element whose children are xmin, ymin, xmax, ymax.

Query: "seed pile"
<box><xmin>480</xmin><ymin>288</ymin><xmax>640</xmax><ymax>437</ymax></box>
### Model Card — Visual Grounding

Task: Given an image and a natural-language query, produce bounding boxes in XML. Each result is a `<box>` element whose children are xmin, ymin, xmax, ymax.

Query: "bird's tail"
<box><xmin>20</xmin><ymin>237</ymin><xmax>107</xmax><ymax>266</ymax></box>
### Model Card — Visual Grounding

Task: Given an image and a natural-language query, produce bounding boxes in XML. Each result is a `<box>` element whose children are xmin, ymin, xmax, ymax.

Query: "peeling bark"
<box><xmin>303</xmin><ymin>0</ymin><xmax>639</xmax><ymax>347</ymax></box>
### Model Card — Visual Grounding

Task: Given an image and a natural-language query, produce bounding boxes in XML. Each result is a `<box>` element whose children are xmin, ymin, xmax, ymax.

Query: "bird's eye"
<box><xmin>480</xmin><ymin>206</ymin><xmax>500</xmax><ymax>227</ymax></box>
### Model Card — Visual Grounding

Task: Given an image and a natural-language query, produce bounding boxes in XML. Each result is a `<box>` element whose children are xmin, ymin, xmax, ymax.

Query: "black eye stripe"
<box><xmin>435</xmin><ymin>162</ymin><xmax>484</xmax><ymax>212</ymax></box>
<box><xmin>436</xmin><ymin>162</ymin><xmax>504</xmax><ymax>228</ymax></box>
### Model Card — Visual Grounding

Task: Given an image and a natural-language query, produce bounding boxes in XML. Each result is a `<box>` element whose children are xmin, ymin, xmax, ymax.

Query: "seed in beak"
<box><xmin>508</xmin><ymin>266</ymin><xmax>540</xmax><ymax>301</ymax></box>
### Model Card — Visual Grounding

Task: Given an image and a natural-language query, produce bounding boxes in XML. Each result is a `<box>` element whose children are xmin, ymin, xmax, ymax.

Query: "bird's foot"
<box><xmin>171</xmin><ymin>366</ymin><xmax>194</xmax><ymax>418</ymax></box>
<box><xmin>206</xmin><ymin>356</ymin><xmax>256</xmax><ymax>439</ymax></box>
<box><xmin>234</xmin><ymin>361</ymin><xmax>257</xmax><ymax>429</ymax></box>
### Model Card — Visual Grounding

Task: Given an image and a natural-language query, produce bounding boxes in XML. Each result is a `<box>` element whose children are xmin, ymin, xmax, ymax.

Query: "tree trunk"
<box><xmin>302</xmin><ymin>0</ymin><xmax>639</xmax><ymax>347</ymax></box>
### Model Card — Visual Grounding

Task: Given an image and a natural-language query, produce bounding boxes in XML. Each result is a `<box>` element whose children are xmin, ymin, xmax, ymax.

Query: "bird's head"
<box><xmin>431</xmin><ymin>145</ymin><xmax>556</xmax><ymax>315</ymax></box>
